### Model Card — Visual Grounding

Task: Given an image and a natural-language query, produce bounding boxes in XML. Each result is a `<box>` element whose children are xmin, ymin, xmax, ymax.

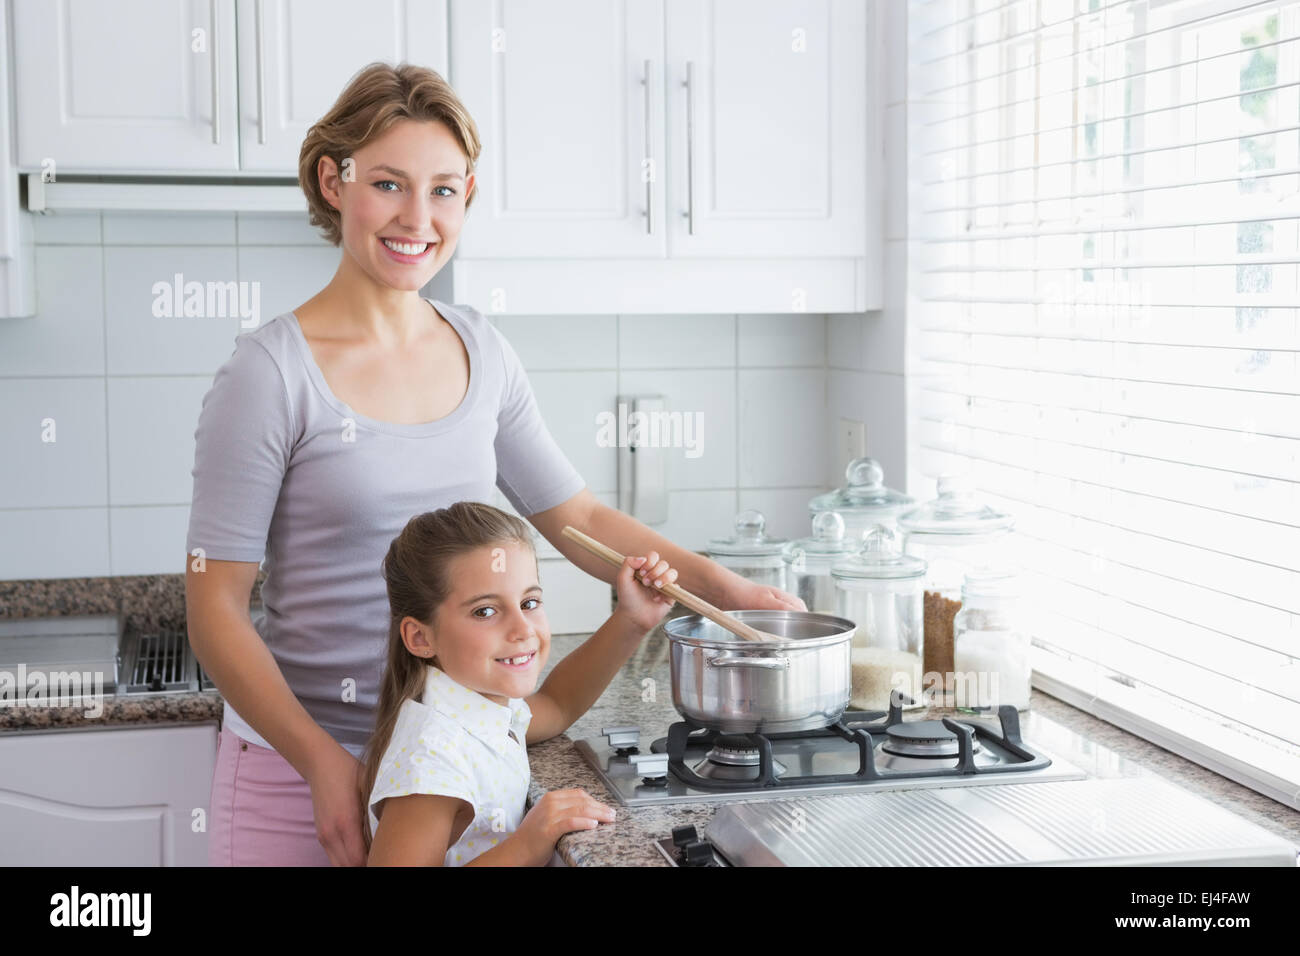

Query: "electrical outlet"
<box><xmin>838</xmin><ymin>418</ymin><xmax>867</xmax><ymax>471</ymax></box>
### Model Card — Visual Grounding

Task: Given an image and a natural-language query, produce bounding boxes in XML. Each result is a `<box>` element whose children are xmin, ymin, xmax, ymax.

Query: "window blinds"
<box><xmin>907</xmin><ymin>0</ymin><xmax>1300</xmax><ymax>805</ymax></box>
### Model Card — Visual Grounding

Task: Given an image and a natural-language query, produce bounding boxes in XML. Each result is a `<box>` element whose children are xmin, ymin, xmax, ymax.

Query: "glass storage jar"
<box><xmin>897</xmin><ymin>475</ymin><xmax>1015</xmax><ymax>708</ymax></box>
<box><xmin>780</xmin><ymin>511</ymin><xmax>860</xmax><ymax>614</ymax></box>
<box><xmin>952</xmin><ymin>570</ymin><xmax>1029</xmax><ymax>712</ymax></box>
<box><xmin>831</xmin><ymin>525</ymin><xmax>926</xmax><ymax>711</ymax></box>
<box><xmin>808</xmin><ymin>457</ymin><xmax>914</xmax><ymax>537</ymax></box>
<box><xmin>896</xmin><ymin>475</ymin><xmax>1016</xmax><ymax>598</ymax></box>
<box><xmin>706</xmin><ymin>509</ymin><xmax>788</xmax><ymax>591</ymax></box>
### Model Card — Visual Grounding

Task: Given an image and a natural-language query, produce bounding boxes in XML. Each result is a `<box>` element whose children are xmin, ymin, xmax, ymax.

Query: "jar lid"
<box><xmin>896</xmin><ymin>474</ymin><xmax>1015</xmax><ymax>535</ymax></box>
<box><xmin>961</xmin><ymin>567</ymin><xmax>1022</xmax><ymax>599</ymax></box>
<box><xmin>808</xmin><ymin>457</ymin><xmax>914</xmax><ymax>518</ymax></box>
<box><xmin>781</xmin><ymin>511</ymin><xmax>860</xmax><ymax>565</ymax></box>
<box><xmin>830</xmin><ymin>525</ymin><xmax>927</xmax><ymax>580</ymax></box>
<box><xmin>706</xmin><ymin>509</ymin><xmax>788</xmax><ymax>557</ymax></box>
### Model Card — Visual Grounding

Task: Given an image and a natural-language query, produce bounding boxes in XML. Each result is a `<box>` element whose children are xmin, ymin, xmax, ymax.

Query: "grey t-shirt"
<box><xmin>186</xmin><ymin>297</ymin><xmax>585</xmax><ymax>755</ymax></box>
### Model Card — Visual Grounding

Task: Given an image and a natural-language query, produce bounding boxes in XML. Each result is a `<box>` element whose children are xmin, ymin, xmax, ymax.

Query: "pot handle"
<box><xmin>708</xmin><ymin>655</ymin><xmax>791</xmax><ymax>670</ymax></box>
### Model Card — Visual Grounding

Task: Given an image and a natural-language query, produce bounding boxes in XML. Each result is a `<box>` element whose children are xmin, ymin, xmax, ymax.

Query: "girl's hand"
<box><xmin>305</xmin><ymin>743</ymin><xmax>368</xmax><ymax>866</ymax></box>
<box><xmin>513</xmin><ymin>788</ymin><xmax>616</xmax><ymax>866</ymax></box>
<box><xmin>615</xmin><ymin>551</ymin><xmax>679</xmax><ymax>633</ymax></box>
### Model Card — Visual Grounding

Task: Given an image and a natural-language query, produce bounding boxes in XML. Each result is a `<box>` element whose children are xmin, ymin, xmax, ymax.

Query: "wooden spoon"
<box><xmin>561</xmin><ymin>525</ymin><xmax>781</xmax><ymax>643</ymax></box>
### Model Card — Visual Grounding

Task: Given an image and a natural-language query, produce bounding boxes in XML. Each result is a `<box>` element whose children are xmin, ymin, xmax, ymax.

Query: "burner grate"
<box><xmin>656</xmin><ymin>702</ymin><xmax>1050</xmax><ymax>792</ymax></box>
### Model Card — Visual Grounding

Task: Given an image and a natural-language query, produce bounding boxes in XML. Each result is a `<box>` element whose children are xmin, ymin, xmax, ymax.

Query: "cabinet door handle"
<box><xmin>642</xmin><ymin>58</ymin><xmax>653</xmax><ymax>235</ymax></box>
<box><xmin>682</xmin><ymin>60</ymin><xmax>695</xmax><ymax>235</ymax></box>
<box><xmin>255</xmin><ymin>0</ymin><xmax>266</xmax><ymax>144</ymax></box>
<box><xmin>209</xmin><ymin>0</ymin><xmax>220</xmax><ymax>145</ymax></box>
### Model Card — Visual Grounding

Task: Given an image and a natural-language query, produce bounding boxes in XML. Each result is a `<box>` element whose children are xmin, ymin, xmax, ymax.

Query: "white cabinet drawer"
<box><xmin>0</xmin><ymin>722</ymin><xmax>218</xmax><ymax>865</ymax></box>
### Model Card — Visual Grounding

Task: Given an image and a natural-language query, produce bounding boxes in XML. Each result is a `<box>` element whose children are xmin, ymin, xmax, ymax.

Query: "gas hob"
<box><xmin>574</xmin><ymin>701</ymin><xmax>1088</xmax><ymax>808</ymax></box>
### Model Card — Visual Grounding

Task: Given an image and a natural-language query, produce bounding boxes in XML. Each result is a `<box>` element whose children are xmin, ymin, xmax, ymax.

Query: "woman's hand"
<box><xmin>305</xmin><ymin>743</ymin><xmax>368</xmax><ymax>866</ymax></box>
<box><xmin>615</xmin><ymin>551</ymin><xmax>679</xmax><ymax>633</ymax></box>
<box><xmin>724</xmin><ymin>576</ymin><xmax>807</xmax><ymax>613</ymax></box>
<box><xmin>513</xmin><ymin>788</ymin><xmax>616</xmax><ymax>866</ymax></box>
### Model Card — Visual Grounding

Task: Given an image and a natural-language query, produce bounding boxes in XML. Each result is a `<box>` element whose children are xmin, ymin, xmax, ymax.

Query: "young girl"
<box><xmin>361</xmin><ymin>501</ymin><xmax>678</xmax><ymax>866</ymax></box>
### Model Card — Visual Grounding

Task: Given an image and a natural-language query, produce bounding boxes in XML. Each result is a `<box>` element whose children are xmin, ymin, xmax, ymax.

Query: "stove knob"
<box><xmin>629</xmin><ymin>752</ymin><xmax>668</xmax><ymax>780</ymax></box>
<box><xmin>671</xmin><ymin>824</ymin><xmax>699</xmax><ymax>849</ymax></box>
<box><xmin>602</xmin><ymin>725</ymin><xmax>641</xmax><ymax>753</ymax></box>
<box><xmin>682</xmin><ymin>841</ymin><xmax>715</xmax><ymax>867</ymax></box>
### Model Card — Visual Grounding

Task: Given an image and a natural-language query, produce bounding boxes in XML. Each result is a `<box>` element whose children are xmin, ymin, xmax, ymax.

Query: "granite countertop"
<box><xmin>0</xmin><ymin>689</ymin><xmax>223</xmax><ymax>732</ymax></box>
<box><xmin>527</xmin><ymin>627</ymin><xmax>1300</xmax><ymax>867</ymax></box>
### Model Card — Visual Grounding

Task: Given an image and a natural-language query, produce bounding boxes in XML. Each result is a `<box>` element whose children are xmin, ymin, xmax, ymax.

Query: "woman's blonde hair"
<box><xmin>359</xmin><ymin>501</ymin><xmax>537</xmax><ymax>852</ymax></box>
<box><xmin>299</xmin><ymin>62</ymin><xmax>481</xmax><ymax>246</ymax></box>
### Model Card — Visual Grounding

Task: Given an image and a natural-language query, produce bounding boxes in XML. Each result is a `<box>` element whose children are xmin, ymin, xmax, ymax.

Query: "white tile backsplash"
<box><xmin>0</xmin><ymin>245</ymin><xmax>106</xmax><ymax>376</ymax></box>
<box><xmin>527</xmin><ymin>369</ymin><xmax>620</xmax><ymax>495</ymax></box>
<box><xmin>30</xmin><ymin>211</ymin><xmax>101</xmax><ymax>244</ymax></box>
<box><xmin>644</xmin><ymin>489</ymin><xmax>739</xmax><ymax>553</ymax></box>
<box><xmin>737</xmin><ymin>314</ymin><xmax>826</xmax><ymax>367</ymax></box>
<box><xmin>0</xmin><ymin>378</ymin><xmax>108</xmax><ymax>508</ymax></box>
<box><xmin>103</xmin><ymin>246</ymin><xmax>243</xmax><ymax>375</ymax></box>
<box><xmin>493</xmin><ymin>313</ymin><xmax>618</xmax><ymax>369</ymax></box>
<box><xmin>827</xmin><ymin>311</ymin><xmax>865</xmax><ymax>371</ymax></box>
<box><xmin>102</xmin><ymin>211</ymin><xmax>238</xmax><ymax>245</ymax></box>
<box><xmin>738</xmin><ymin>368</ymin><xmax>826</xmax><ymax>487</ymax></box>
<box><xmin>737</xmin><ymin>487</ymin><xmax>825</xmax><ymax>544</ymax></box>
<box><xmin>618</xmin><ymin>314</ymin><xmax>734</xmax><ymax>368</ymax></box>
<box><xmin>109</xmin><ymin>505</ymin><xmax>190</xmax><ymax>575</ymax></box>
<box><xmin>0</xmin><ymin>509</ymin><xmax>111</xmax><ymax>579</ymax></box>
<box><xmin>236</xmin><ymin>211</ymin><xmax>331</xmax><ymax>246</ymax></box>
<box><xmin>827</xmin><ymin>368</ymin><xmax>906</xmax><ymax>494</ymax></box>
<box><xmin>106</xmin><ymin>377</ymin><xmax>210</xmax><ymax>506</ymax></box>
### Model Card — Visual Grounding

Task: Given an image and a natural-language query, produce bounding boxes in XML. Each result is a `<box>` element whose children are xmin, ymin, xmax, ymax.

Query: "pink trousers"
<box><xmin>207</xmin><ymin>728</ymin><xmax>333</xmax><ymax>867</ymax></box>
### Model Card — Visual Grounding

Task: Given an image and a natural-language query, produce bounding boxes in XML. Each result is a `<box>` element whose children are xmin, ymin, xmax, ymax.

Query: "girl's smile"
<box><xmin>494</xmin><ymin>650</ymin><xmax>537</xmax><ymax>669</ymax></box>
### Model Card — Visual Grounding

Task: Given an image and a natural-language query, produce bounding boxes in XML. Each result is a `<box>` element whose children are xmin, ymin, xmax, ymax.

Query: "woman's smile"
<box><xmin>379</xmin><ymin>236</ymin><xmax>437</xmax><ymax>263</ymax></box>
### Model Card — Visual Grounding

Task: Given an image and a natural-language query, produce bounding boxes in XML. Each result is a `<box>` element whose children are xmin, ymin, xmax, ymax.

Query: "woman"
<box><xmin>185</xmin><ymin>63</ymin><xmax>804</xmax><ymax>867</ymax></box>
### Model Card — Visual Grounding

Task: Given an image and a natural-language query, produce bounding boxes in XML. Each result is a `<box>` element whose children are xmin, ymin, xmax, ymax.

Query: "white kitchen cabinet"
<box><xmin>0</xmin><ymin>722</ymin><xmax>217</xmax><ymax>865</ymax></box>
<box><xmin>11</xmin><ymin>0</ymin><xmax>240</xmax><ymax>173</ymax></box>
<box><xmin>452</xmin><ymin>0</ymin><xmax>867</xmax><ymax>260</ymax></box>
<box><xmin>449</xmin><ymin>0</ymin><xmax>879</xmax><ymax>312</ymax></box>
<box><xmin>235</xmin><ymin>0</ymin><xmax>448</xmax><ymax>172</ymax></box>
<box><xmin>450</xmin><ymin>0</ymin><xmax>668</xmax><ymax>258</ymax></box>
<box><xmin>665</xmin><ymin>0</ymin><xmax>868</xmax><ymax>258</ymax></box>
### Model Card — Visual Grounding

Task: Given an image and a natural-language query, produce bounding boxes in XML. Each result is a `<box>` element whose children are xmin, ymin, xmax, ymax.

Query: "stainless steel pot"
<box><xmin>663</xmin><ymin>609</ymin><xmax>856</xmax><ymax>734</ymax></box>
